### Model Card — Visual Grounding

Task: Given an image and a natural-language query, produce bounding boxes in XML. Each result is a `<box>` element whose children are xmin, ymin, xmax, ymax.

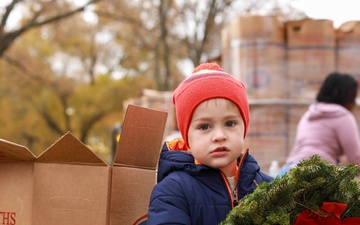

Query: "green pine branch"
<box><xmin>220</xmin><ymin>155</ymin><xmax>360</xmax><ymax>225</ymax></box>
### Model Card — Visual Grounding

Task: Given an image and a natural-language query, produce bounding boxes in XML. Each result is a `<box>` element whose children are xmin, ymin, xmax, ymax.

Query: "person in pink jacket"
<box><xmin>278</xmin><ymin>72</ymin><xmax>360</xmax><ymax>176</ymax></box>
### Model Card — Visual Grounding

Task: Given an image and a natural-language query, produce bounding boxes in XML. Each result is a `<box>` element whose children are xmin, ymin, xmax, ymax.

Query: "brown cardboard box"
<box><xmin>336</xmin><ymin>21</ymin><xmax>360</xmax><ymax>97</ymax></box>
<box><xmin>33</xmin><ymin>132</ymin><xmax>111</xmax><ymax>225</ymax></box>
<box><xmin>286</xmin><ymin>19</ymin><xmax>336</xmax><ymax>99</ymax></box>
<box><xmin>0</xmin><ymin>132</ymin><xmax>111</xmax><ymax>225</ymax></box>
<box><xmin>0</xmin><ymin>140</ymin><xmax>35</xmax><ymax>225</ymax></box>
<box><xmin>110</xmin><ymin>104</ymin><xmax>167</xmax><ymax>225</ymax></box>
<box><xmin>225</xmin><ymin>15</ymin><xmax>286</xmax><ymax>99</ymax></box>
<box><xmin>0</xmin><ymin>104</ymin><xmax>167</xmax><ymax>225</ymax></box>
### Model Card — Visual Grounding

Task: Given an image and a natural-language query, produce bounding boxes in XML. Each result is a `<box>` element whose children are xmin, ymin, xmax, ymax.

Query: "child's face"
<box><xmin>187</xmin><ymin>98</ymin><xmax>245</xmax><ymax>176</ymax></box>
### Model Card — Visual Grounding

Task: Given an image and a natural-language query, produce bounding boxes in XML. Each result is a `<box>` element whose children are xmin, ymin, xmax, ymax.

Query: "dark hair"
<box><xmin>316</xmin><ymin>72</ymin><xmax>358</xmax><ymax>107</ymax></box>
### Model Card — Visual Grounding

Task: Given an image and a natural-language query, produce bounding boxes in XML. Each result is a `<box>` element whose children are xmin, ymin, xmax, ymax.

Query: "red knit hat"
<box><xmin>172</xmin><ymin>62</ymin><xmax>250</xmax><ymax>147</ymax></box>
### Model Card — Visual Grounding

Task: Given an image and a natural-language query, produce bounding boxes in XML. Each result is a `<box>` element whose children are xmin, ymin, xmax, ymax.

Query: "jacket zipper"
<box><xmin>221</xmin><ymin>172</ymin><xmax>238</xmax><ymax>207</ymax></box>
<box><xmin>221</xmin><ymin>148</ymin><xmax>249</xmax><ymax>208</ymax></box>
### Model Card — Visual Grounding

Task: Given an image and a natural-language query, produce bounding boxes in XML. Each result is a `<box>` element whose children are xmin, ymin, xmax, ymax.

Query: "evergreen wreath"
<box><xmin>220</xmin><ymin>155</ymin><xmax>360</xmax><ymax>225</ymax></box>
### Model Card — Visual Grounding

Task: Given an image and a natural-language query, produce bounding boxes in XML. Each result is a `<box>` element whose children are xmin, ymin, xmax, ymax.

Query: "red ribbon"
<box><xmin>293</xmin><ymin>202</ymin><xmax>360</xmax><ymax>225</ymax></box>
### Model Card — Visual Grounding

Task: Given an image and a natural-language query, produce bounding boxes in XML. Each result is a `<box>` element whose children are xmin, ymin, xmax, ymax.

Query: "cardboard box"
<box><xmin>0</xmin><ymin>132</ymin><xmax>111</xmax><ymax>225</ymax></box>
<box><xmin>34</xmin><ymin>133</ymin><xmax>111</xmax><ymax>225</ymax></box>
<box><xmin>110</xmin><ymin>104</ymin><xmax>167</xmax><ymax>225</ymax></box>
<box><xmin>336</xmin><ymin>21</ymin><xmax>360</xmax><ymax>97</ymax></box>
<box><xmin>0</xmin><ymin>104</ymin><xmax>167</xmax><ymax>225</ymax></box>
<box><xmin>286</xmin><ymin>19</ymin><xmax>336</xmax><ymax>99</ymax></box>
<box><xmin>0</xmin><ymin>140</ymin><xmax>35</xmax><ymax>225</ymax></box>
<box><xmin>224</xmin><ymin>15</ymin><xmax>287</xmax><ymax>99</ymax></box>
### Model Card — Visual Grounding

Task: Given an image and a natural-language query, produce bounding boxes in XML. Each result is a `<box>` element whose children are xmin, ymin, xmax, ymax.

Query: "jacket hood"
<box><xmin>157</xmin><ymin>141</ymin><xmax>211</xmax><ymax>183</ymax></box>
<box><xmin>307</xmin><ymin>103</ymin><xmax>349</xmax><ymax>120</ymax></box>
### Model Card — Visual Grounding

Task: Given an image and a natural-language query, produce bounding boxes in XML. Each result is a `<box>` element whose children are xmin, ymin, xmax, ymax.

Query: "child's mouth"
<box><xmin>210</xmin><ymin>147</ymin><xmax>229</xmax><ymax>156</ymax></box>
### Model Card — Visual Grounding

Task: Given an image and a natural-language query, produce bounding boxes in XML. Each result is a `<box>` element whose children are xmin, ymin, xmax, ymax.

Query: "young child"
<box><xmin>147</xmin><ymin>63</ymin><xmax>273</xmax><ymax>225</ymax></box>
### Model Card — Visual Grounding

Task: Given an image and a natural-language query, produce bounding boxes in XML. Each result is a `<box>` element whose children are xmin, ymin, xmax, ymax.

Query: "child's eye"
<box><xmin>225</xmin><ymin>121</ymin><xmax>236</xmax><ymax>127</ymax></box>
<box><xmin>199</xmin><ymin>124</ymin><xmax>210</xmax><ymax>130</ymax></box>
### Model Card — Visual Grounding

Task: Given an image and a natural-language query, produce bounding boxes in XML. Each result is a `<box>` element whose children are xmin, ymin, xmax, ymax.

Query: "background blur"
<box><xmin>1</xmin><ymin>0</ymin><xmax>359</xmax><ymax>171</ymax></box>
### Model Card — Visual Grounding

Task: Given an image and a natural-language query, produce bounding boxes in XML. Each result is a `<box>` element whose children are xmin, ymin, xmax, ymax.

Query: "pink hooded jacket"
<box><xmin>286</xmin><ymin>102</ymin><xmax>360</xmax><ymax>165</ymax></box>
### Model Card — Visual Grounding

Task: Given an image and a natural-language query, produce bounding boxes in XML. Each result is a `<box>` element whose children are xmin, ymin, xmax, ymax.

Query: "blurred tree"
<box><xmin>0</xmin><ymin>0</ymin><xmax>102</xmax><ymax>57</ymax></box>
<box><xmin>0</xmin><ymin>9</ymin><xmax>155</xmax><ymax>155</ymax></box>
<box><xmin>95</xmin><ymin>0</ymin><xmax>237</xmax><ymax>91</ymax></box>
<box><xmin>94</xmin><ymin>0</ymin><xmax>304</xmax><ymax>91</ymax></box>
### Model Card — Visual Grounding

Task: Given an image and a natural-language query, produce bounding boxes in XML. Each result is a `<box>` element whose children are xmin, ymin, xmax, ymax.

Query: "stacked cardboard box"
<box><xmin>220</xmin><ymin>23</ymin><xmax>233</xmax><ymax>77</ymax></box>
<box><xmin>244</xmin><ymin>104</ymin><xmax>288</xmax><ymax>165</ymax></box>
<box><xmin>286</xmin><ymin>19</ymin><xmax>336</xmax><ymax>100</ymax></box>
<box><xmin>336</xmin><ymin>21</ymin><xmax>360</xmax><ymax>97</ymax></box>
<box><xmin>222</xmin><ymin>15</ymin><xmax>286</xmax><ymax>99</ymax></box>
<box><xmin>0</xmin><ymin>104</ymin><xmax>167</xmax><ymax>225</ymax></box>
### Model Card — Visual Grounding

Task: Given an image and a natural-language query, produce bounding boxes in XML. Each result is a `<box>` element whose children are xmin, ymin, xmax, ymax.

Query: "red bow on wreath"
<box><xmin>294</xmin><ymin>202</ymin><xmax>360</xmax><ymax>225</ymax></box>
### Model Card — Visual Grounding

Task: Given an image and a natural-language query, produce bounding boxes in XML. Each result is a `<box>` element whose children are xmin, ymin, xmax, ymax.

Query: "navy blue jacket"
<box><xmin>147</xmin><ymin>140</ymin><xmax>273</xmax><ymax>225</ymax></box>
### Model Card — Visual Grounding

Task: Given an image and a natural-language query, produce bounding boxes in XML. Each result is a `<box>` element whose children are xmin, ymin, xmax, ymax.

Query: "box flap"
<box><xmin>36</xmin><ymin>132</ymin><xmax>108</xmax><ymax>166</ymax></box>
<box><xmin>114</xmin><ymin>104</ymin><xmax>167</xmax><ymax>168</ymax></box>
<box><xmin>0</xmin><ymin>138</ymin><xmax>36</xmax><ymax>161</ymax></box>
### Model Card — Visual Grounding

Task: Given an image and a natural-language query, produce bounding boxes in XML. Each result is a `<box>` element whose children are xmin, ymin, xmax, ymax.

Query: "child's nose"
<box><xmin>212</xmin><ymin>128</ymin><xmax>226</xmax><ymax>142</ymax></box>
